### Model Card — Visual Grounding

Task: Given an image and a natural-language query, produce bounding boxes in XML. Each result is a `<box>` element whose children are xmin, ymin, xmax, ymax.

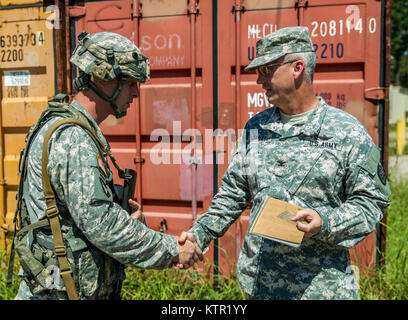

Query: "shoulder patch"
<box><xmin>99</xmin><ymin>175</ymin><xmax>111</xmax><ymax>198</ymax></box>
<box><xmin>97</xmin><ymin>154</ymin><xmax>107</xmax><ymax>176</ymax></box>
<box><xmin>361</xmin><ymin>145</ymin><xmax>389</xmax><ymax>193</ymax></box>
<box><xmin>377</xmin><ymin>163</ymin><xmax>387</xmax><ymax>185</ymax></box>
<box><xmin>365</xmin><ymin>145</ymin><xmax>381</xmax><ymax>174</ymax></box>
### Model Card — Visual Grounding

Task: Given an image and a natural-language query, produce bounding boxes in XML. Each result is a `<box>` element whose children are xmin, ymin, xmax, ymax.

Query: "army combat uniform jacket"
<box><xmin>189</xmin><ymin>97</ymin><xmax>391</xmax><ymax>300</ymax></box>
<box><xmin>16</xmin><ymin>100</ymin><xmax>178</xmax><ymax>300</ymax></box>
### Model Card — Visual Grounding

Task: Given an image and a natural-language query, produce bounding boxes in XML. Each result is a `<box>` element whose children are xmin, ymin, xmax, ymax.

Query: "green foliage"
<box><xmin>0</xmin><ymin>250</ymin><xmax>20</xmax><ymax>300</ymax></box>
<box><xmin>389</xmin><ymin>124</ymin><xmax>396</xmax><ymax>133</ymax></box>
<box><xmin>359</xmin><ymin>179</ymin><xmax>408</xmax><ymax>299</ymax></box>
<box><xmin>121</xmin><ymin>264</ymin><xmax>245</xmax><ymax>300</ymax></box>
<box><xmin>0</xmin><ymin>251</ymin><xmax>245</xmax><ymax>300</ymax></box>
<box><xmin>391</xmin><ymin>0</ymin><xmax>408</xmax><ymax>87</ymax></box>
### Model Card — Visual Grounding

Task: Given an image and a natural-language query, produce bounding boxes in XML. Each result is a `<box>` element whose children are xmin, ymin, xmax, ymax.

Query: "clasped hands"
<box><xmin>129</xmin><ymin>199</ymin><xmax>322</xmax><ymax>269</ymax></box>
<box><xmin>128</xmin><ymin>199</ymin><xmax>203</xmax><ymax>269</ymax></box>
<box><xmin>169</xmin><ymin>207</ymin><xmax>323</xmax><ymax>270</ymax></box>
<box><xmin>171</xmin><ymin>232</ymin><xmax>203</xmax><ymax>269</ymax></box>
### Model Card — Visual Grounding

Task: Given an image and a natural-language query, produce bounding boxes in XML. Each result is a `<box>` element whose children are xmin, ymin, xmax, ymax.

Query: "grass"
<box><xmin>0</xmin><ymin>249</ymin><xmax>245</xmax><ymax>300</ymax></box>
<box><xmin>1</xmin><ymin>178</ymin><xmax>407</xmax><ymax>300</ymax></box>
<box><xmin>358</xmin><ymin>179</ymin><xmax>408</xmax><ymax>300</ymax></box>
<box><xmin>121</xmin><ymin>264</ymin><xmax>244</xmax><ymax>300</ymax></box>
<box><xmin>389</xmin><ymin>124</ymin><xmax>396</xmax><ymax>133</ymax></box>
<box><xmin>0</xmin><ymin>251</ymin><xmax>20</xmax><ymax>300</ymax></box>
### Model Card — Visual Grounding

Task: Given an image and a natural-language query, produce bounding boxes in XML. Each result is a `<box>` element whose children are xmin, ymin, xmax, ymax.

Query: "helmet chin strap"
<box><xmin>88</xmin><ymin>75</ymin><xmax>128</xmax><ymax>119</ymax></box>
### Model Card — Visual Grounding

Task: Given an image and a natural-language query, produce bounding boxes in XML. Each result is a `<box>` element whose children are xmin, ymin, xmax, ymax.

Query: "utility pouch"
<box><xmin>14</xmin><ymin>235</ymin><xmax>52</xmax><ymax>292</ymax></box>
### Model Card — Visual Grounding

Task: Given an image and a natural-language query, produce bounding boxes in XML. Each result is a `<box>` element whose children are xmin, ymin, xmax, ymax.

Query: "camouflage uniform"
<box><xmin>15</xmin><ymin>100</ymin><xmax>179</xmax><ymax>300</ymax></box>
<box><xmin>17</xmin><ymin>100</ymin><xmax>178</xmax><ymax>298</ymax></box>
<box><xmin>189</xmin><ymin>27</ymin><xmax>391</xmax><ymax>300</ymax></box>
<box><xmin>14</xmin><ymin>32</ymin><xmax>178</xmax><ymax>300</ymax></box>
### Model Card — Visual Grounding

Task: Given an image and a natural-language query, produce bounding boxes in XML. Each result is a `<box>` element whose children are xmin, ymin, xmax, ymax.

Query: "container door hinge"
<box><xmin>68</xmin><ymin>6</ymin><xmax>86</xmax><ymax>18</ymax></box>
<box><xmin>296</xmin><ymin>0</ymin><xmax>309</xmax><ymax>8</ymax></box>
<box><xmin>131</xmin><ymin>0</ymin><xmax>142</xmax><ymax>18</ymax></box>
<box><xmin>232</xmin><ymin>0</ymin><xmax>245</xmax><ymax>13</ymax></box>
<box><xmin>365</xmin><ymin>87</ymin><xmax>386</xmax><ymax>100</ymax></box>
<box><xmin>188</xmin><ymin>0</ymin><xmax>199</xmax><ymax>15</ymax></box>
<box><xmin>134</xmin><ymin>156</ymin><xmax>145</xmax><ymax>164</ymax></box>
<box><xmin>159</xmin><ymin>219</ymin><xmax>168</xmax><ymax>233</ymax></box>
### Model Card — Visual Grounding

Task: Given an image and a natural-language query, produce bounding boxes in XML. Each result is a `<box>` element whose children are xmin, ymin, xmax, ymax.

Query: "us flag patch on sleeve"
<box><xmin>97</xmin><ymin>154</ymin><xmax>107</xmax><ymax>176</ymax></box>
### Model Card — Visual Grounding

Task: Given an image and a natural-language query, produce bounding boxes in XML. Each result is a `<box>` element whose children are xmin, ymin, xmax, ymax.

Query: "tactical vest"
<box><xmin>7</xmin><ymin>94</ymin><xmax>132</xmax><ymax>300</ymax></box>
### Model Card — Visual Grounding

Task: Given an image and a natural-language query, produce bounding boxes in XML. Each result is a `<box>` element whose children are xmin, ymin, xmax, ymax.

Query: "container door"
<box><xmin>0</xmin><ymin>2</ymin><xmax>57</xmax><ymax>251</ymax></box>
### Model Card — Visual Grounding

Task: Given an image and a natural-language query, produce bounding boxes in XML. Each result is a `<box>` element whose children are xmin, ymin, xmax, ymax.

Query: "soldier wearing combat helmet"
<box><xmin>70</xmin><ymin>31</ymin><xmax>150</xmax><ymax>119</ymax></box>
<box><xmin>178</xmin><ymin>26</ymin><xmax>391</xmax><ymax>299</ymax></box>
<box><xmin>10</xmin><ymin>31</ymin><xmax>202</xmax><ymax>300</ymax></box>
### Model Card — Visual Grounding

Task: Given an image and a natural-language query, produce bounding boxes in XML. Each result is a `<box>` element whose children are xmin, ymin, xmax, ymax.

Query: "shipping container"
<box><xmin>0</xmin><ymin>0</ymin><xmax>60</xmax><ymax>251</ymax></box>
<box><xmin>0</xmin><ymin>0</ymin><xmax>390</xmax><ymax>275</ymax></box>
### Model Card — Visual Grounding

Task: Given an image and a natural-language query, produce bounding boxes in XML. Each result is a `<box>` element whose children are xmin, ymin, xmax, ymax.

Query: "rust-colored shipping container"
<box><xmin>1</xmin><ymin>0</ymin><xmax>390</xmax><ymax>277</ymax></box>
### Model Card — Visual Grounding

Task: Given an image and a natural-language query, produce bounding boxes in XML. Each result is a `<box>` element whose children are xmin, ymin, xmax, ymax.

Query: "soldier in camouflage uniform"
<box><xmin>13</xmin><ymin>31</ymin><xmax>202</xmax><ymax>300</ymax></box>
<box><xmin>178</xmin><ymin>26</ymin><xmax>391</xmax><ymax>299</ymax></box>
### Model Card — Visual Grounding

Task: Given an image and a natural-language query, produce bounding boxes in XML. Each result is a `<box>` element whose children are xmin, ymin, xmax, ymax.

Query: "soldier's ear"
<box><xmin>293</xmin><ymin>60</ymin><xmax>304</xmax><ymax>80</ymax></box>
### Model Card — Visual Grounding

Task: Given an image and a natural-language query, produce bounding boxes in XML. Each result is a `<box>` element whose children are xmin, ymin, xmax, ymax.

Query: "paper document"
<box><xmin>249</xmin><ymin>196</ymin><xmax>307</xmax><ymax>247</ymax></box>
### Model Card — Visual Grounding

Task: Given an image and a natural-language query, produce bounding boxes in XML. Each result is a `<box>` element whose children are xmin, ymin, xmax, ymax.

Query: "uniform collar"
<box><xmin>259</xmin><ymin>97</ymin><xmax>332</xmax><ymax>139</ymax></box>
<box><xmin>69</xmin><ymin>100</ymin><xmax>111</xmax><ymax>149</ymax></box>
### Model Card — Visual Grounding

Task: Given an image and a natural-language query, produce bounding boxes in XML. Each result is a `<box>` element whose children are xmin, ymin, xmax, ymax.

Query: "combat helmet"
<box><xmin>70</xmin><ymin>31</ymin><xmax>150</xmax><ymax>118</ymax></box>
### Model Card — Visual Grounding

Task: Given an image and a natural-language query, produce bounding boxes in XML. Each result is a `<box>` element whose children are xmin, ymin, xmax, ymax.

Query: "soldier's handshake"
<box><xmin>170</xmin><ymin>236</ymin><xmax>204</xmax><ymax>269</ymax></box>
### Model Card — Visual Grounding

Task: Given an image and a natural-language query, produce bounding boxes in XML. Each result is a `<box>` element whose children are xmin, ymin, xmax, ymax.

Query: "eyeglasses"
<box><xmin>256</xmin><ymin>60</ymin><xmax>298</xmax><ymax>76</ymax></box>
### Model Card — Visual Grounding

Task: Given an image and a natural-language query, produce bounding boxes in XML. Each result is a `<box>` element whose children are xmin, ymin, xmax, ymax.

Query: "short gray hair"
<box><xmin>283</xmin><ymin>52</ymin><xmax>316</xmax><ymax>83</ymax></box>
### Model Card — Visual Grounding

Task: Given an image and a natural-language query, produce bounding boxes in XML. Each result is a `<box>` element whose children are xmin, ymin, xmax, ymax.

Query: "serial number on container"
<box><xmin>0</xmin><ymin>31</ymin><xmax>45</xmax><ymax>62</ymax></box>
<box><xmin>1</xmin><ymin>49</ymin><xmax>24</xmax><ymax>62</ymax></box>
<box><xmin>0</xmin><ymin>32</ymin><xmax>44</xmax><ymax>48</ymax></box>
<box><xmin>313</xmin><ymin>42</ymin><xmax>344</xmax><ymax>59</ymax></box>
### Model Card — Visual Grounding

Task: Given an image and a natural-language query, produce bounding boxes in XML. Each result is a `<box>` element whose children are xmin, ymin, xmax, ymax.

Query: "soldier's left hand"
<box><xmin>129</xmin><ymin>199</ymin><xmax>146</xmax><ymax>224</ymax></box>
<box><xmin>291</xmin><ymin>208</ymin><xmax>322</xmax><ymax>238</ymax></box>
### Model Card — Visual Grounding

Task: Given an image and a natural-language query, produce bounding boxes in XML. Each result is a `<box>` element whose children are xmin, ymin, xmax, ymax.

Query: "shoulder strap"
<box><xmin>41</xmin><ymin>118</ymin><xmax>126</xmax><ymax>300</ymax></box>
<box><xmin>15</xmin><ymin>103</ymin><xmax>75</xmax><ymax>221</ymax></box>
<box><xmin>41</xmin><ymin>119</ymin><xmax>81</xmax><ymax>300</ymax></box>
<box><xmin>6</xmin><ymin>104</ymin><xmax>74</xmax><ymax>288</ymax></box>
<box><xmin>7</xmin><ymin>101</ymin><xmax>72</xmax><ymax>288</ymax></box>
<box><xmin>43</xmin><ymin>118</ymin><xmax>126</xmax><ymax>178</ymax></box>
